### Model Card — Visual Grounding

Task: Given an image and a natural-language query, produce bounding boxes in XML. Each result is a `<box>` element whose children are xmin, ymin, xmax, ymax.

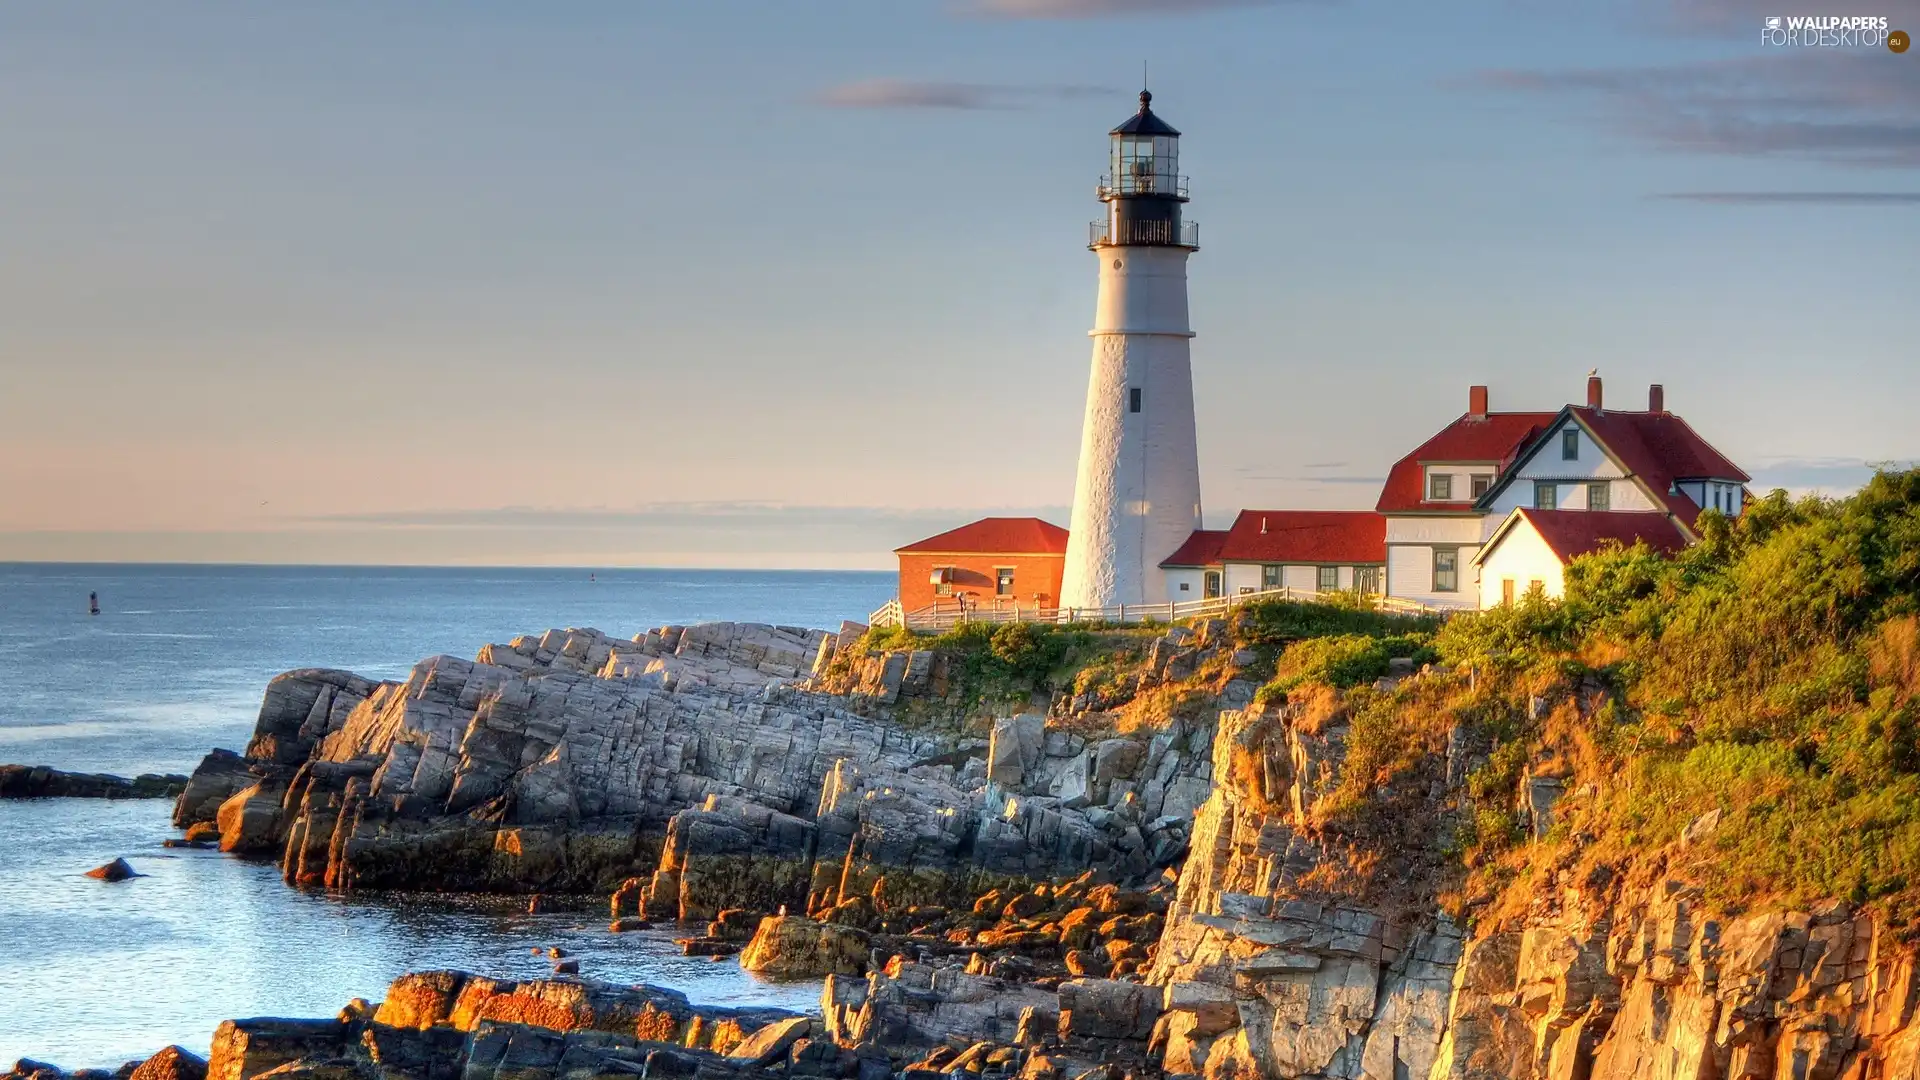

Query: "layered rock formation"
<box><xmin>172</xmin><ymin>623</ymin><xmax>1211</xmax><ymax>909</ymax></box>
<box><xmin>1141</xmin><ymin>677</ymin><xmax>1920</xmax><ymax>1080</ymax></box>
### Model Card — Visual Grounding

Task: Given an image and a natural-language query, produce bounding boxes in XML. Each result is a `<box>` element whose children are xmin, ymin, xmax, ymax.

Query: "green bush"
<box><xmin>1256</xmin><ymin>633</ymin><xmax>1438</xmax><ymax>704</ymax></box>
<box><xmin>1231</xmin><ymin>599</ymin><xmax>1440</xmax><ymax>648</ymax></box>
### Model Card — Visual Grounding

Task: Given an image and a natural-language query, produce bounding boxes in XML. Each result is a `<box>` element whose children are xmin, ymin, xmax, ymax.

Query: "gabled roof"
<box><xmin>1213</xmin><ymin>510</ymin><xmax>1385</xmax><ymax>565</ymax></box>
<box><xmin>895</xmin><ymin>517</ymin><xmax>1069</xmax><ymax>556</ymax></box>
<box><xmin>1477</xmin><ymin>406</ymin><xmax>1749</xmax><ymax>531</ymax></box>
<box><xmin>1376</xmin><ymin>412</ymin><xmax>1559</xmax><ymax>514</ymax></box>
<box><xmin>1159</xmin><ymin>529</ymin><xmax>1228</xmax><ymax>568</ymax></box>
<box><xmin>1474</xmin><ymin>508</ymin><xmax>1688</xmax><ymax>567</ymax></box>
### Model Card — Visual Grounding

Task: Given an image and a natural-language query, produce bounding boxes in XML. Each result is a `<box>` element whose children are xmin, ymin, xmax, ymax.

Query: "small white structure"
<box><xmin>1473</xmin><ymin>508</ymin><xmax>1687</xmax><ymax>607</ymax></box>
<box><xmin>1062</xmin><ymin>91</ymin><xmax>1203</xmax><ymax>610</ymax></box>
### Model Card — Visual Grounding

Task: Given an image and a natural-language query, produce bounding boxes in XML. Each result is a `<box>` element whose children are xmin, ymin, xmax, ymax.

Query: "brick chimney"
<box><xmin>1468</xmin><ymin>385</ymin><xmax>1489</xmax><ymax>419</ymax></box>
<box><xmin>1649</xmin><ymin>383</ymin><xmax>1665</xmax><ymax>413</ymax></box>
<box><xmin>1587</xmin><ymin>374</ymin><xmax>1604</xmax><ymax>410</ymax></box>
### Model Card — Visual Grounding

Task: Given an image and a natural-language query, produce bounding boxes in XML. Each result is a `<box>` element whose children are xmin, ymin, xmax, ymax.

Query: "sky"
<box><xmin>0</xmin><ymin>0</ymin><xmax>1915</xmax><ymax>569</ymax></box>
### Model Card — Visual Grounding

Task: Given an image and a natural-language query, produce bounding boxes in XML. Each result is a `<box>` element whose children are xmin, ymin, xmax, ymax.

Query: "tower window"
<box><xmin>1129</xmin><ymin>388</ymin><xmax>1142</xmax><ymax>413</ymax></box>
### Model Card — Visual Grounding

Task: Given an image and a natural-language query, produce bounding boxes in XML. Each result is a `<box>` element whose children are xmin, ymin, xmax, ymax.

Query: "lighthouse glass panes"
<box><xmin>1111</xmin><ymin>135</ymin><xmax>1178</xmax><ymax>196</ymax></box>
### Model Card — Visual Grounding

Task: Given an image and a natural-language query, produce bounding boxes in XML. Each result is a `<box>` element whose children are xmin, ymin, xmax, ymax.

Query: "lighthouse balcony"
<box><xmin>1089</xmin><ymin>218</ymin><xmax>1200</xmax><ymax>249</ymax></box>
<box><xmin>1098</xmin><ymin>174</ymin><xmax>1190</xmax><ymax>199</ymax></box>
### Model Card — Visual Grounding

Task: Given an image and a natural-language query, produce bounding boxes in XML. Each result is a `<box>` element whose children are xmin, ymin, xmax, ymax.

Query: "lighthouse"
<box><xmin>1060</xmin><ymin>90</ymin><xmax>1202</xmax><ymax>611</ymax></box>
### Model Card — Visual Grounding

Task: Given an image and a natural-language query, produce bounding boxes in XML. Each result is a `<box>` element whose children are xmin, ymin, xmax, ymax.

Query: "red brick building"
<box><xmin>893</xmin><ymin>518</ymin><xmax>1069</xmax><ymax>615</ymax></box>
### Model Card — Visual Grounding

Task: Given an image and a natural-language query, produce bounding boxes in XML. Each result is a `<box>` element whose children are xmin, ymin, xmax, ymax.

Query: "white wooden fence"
<box><xmin>868</xmin><ymin>585</ymin><xmax>1437</xmax><ymax>632</ymax></box>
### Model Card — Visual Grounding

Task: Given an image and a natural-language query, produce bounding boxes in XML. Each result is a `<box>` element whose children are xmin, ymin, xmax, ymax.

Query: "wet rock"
<box><xmin>0</xmin><ymin>765</ymin><xmax>189</xmax><ymax>801</ymax></box>
<box><xmin>84</xmin><ymin>858</ymin><xmax>139</xmax><ymax>882</ymax></box>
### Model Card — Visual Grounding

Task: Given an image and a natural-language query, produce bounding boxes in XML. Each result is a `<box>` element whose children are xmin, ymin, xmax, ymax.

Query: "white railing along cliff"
<box><xmin>867</xmin><ymin>585</ymin><xmax>1437</xmax><ymax>632</ymax></box>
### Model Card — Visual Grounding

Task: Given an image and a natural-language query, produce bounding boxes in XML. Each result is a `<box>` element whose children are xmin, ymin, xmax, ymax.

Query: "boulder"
<box><xmin>740</xmin><ymin>916</ymin><xmax>870</xmax><ymax>978</ymax></box>
<box><xmin>205</xmin><ymin>1019</ymin><xmax>348</xmax><ymax>1080</ymax></box>
<box><xmin>727</xmin><ymin>1017</ymin><xmax>813</xmax><ymax>1067</ymax></box>
<box><xmin>84</xmin><ymin>858</ymin><xmax>139</xmax><ymax>882</ymax></box>
<box><xmin>215</xmin><ymin>782</ymin><xmax>285</xmax><ymax>856</ymax></box>
<box><xmin>128</xmin><ymin>1047</ymin><xmax>207</xmax><ymax>1080</ymax></box>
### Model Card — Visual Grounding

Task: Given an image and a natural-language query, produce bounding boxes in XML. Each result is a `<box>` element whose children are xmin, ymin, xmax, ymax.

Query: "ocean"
<box><xmin>0</xmin><ymin>563</ymin><xmax>894</xmax><ymax>1068</ymax></box>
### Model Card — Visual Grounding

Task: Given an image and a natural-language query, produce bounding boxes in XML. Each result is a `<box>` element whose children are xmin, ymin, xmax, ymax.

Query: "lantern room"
<box><xmin>1092</xmin><ymin>90</ymin><xmax>1197</xmax><ymax>249</ymax></box>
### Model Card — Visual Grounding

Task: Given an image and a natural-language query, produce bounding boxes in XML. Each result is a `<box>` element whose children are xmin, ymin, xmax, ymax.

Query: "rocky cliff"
<box><xmin>172</xmin><ymin>621</ymin><xmax>1215</xmax><ymax>913</ymax></box>
<box><xmin>142</xmin><ymin>561</ymin><xmax>1920</xmax><ymax>1080</ymax></box>
<box><xmin>1140</xmin><ymin>668</ymin><xmax>1920</xmax><ymax>1080</ymax></box>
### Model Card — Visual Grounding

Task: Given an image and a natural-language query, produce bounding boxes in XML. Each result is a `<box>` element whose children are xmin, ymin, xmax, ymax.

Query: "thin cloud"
<box><xmin>958</xmin><ymin>0</ymin><xmax>1300</xmax><ymax>17</ymax></box>
<box><xmin>1748</xmin><ymin>456</ymin><xmax>1920</xmax><ymax>495</ymax></box>
<box><xmin>1234</xmin><ymin>474</ymin><xmax>1386</xmax><ymax>485</ymax></box>
<box><xmin>812</xmin><ymin>79</ymin><xmax>1112</xmax><ymax>110</ymax></box>
<box><xmin>1474</xmin><ymin>52</ymin><xmax>1920</xmax><ymax>168</ymax></box>
<box><xmin>301</xmin><ymin>502</ymin><xmax>1071</xmax><ymax>531</ymax></box>
<box><xmin>1656</xmin><ymin>191</ymin><xmax>1920</xmax><ymax>203</ymax></box>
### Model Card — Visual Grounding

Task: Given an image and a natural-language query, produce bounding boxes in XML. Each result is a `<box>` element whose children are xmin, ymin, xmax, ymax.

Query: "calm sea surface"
<box><xmin>0</xmin><ymin>564</ymin><xmax>893</xmax><ymax>1069</ymax></box>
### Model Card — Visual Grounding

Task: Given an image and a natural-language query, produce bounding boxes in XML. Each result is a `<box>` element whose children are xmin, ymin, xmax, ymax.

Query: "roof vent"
<box><xmin>1260</xmin><ymin>516</ymin><xmax>1268</xmax><ymax>535</ymax></box>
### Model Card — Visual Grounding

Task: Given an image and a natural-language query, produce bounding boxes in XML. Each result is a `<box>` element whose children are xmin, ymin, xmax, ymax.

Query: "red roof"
<box><xmin>1568</xmin><ymin>407</ymin><xmax>1749</xmax><ymax>529</ymax></box>
<box><xmin>895</xmin><ymin>517</ymin><xmax>1069</xmax><ymax>556</ymax></box>
<box><xmin>1210</xmin><ymin>510</ymin><xmax>1385</xmax><ymax>565</ymax></box>
<box><xmin>1159</xmin><ymin>529</ymin><xmax>1228</xmax><ymax>568</ymax></box>
<box><xmin>1376</xmin><ymin>412</ymin><xmax>1558</xmax><ymax>514</ymax></box>
<box><xmin>1481</xmin><ymin>509</ymin><xmax>1688</xmax><ymax>565</ymax></box>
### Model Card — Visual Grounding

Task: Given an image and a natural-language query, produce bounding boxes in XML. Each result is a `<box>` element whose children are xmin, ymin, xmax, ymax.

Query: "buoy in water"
<box><xmin>89</xmin><ymin>592</ymin><xmax>100</xmax><ymax>616</ymax></box>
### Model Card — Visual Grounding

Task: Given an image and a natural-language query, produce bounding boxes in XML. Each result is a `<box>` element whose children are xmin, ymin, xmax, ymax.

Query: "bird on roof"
<box><xmin>1587</xmin><ymin>367</ymin><xmax>1598</xmax><ymax>378</ymax></box>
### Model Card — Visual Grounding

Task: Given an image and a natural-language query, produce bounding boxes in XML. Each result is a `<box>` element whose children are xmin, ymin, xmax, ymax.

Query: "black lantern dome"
<box><xmin>1092</xmin><ymin>90</ymin><xmax>1197</xmax><ymax>250</ymax></box>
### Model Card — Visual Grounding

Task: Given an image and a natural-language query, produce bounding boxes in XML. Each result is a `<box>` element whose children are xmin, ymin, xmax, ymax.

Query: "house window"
<box><xmin>1178</xmin><ymin>582</ymin><xmax>1190</xmax><ymax>592</ymax></box>
<box><xmin>1317</xmin><ymin>566</ymin><xmax>1339</xmax><ymax>592</ymax></box>
<box><xmin>995</xmin><ymin>568</ymin><xmax>1015</xmax><ymax>596</ymax></box>
<box><xmin>1433</xmin><ymin>548</ymin><xmax>1459</xmax><ymax>593</ymax></box>
<box><xmin>933</xmin><ymin>569</ymin><xmax>954</xmax><ymax>597</ymax></box>
<box><xmin>1535</xmin><ymin>482</ymin><xmax>1557</xmax><ymax>511</ymax></box>
<box><xmin>1501</xmin><ymin>578</ymin><xmax>1515</xmax><ymax>606</ymax></box>
<box><xmin>1562</xmin><ymin>429</ymin><xmax>1579</xmax><ymax>461</ymax></box>
<box><xmin>1529</xmin><ymin>579</ymin><xmax>1545</xmax><ymax>595</ymax></box>
<box><xmin>1261</xmin><ymin>564</ymin><xmax>1283</xmax><ymax>589</ymax></box>
<box><xmin>1588</xmin><ymin>482</ymin><xmax>1609</xmax><ymax>512</ymax></box>
<box><xmin>1129</xmin><ymin>388</ymin><xmax>1142</xmax><ymax>413</ymax></box>
<box><xmin>1470</xmin><ymin>474</ymin><xmax>1493</xmax><ymax>499</ymax></box>
<box><xmin>1204</xmin><ymin>571</ymin><xmax>1222</xmax><ymax>599</ymax></box>
<box><xmin>1428</xmin><ymin>473</ymin><xmax>1453</xmax><ymax>501</ymax></box>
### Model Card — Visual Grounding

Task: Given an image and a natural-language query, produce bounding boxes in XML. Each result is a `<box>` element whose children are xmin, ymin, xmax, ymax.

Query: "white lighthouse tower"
<box><xmin>1060</xmin><ymin>90</ymin><xmax>1202</xmax><ymax>611</ymax></box>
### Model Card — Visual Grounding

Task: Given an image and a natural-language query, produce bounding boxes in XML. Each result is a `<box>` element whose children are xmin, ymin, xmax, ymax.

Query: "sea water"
<box><xmin>0</xmin><ymin>564</ymin><xmax>892</xmax><ymax>1067</ymax></box>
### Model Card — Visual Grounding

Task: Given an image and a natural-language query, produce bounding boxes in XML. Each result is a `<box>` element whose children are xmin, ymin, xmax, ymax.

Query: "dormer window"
<box><xmin>1470</xmin><ymin>474</ymin><xmax>1492</xmax><ymax>499</ymax></box>
<box><xmin>1428</xmin><ymin>474</ymin><xmax>1453</xmax><ymax>501</ymax></box>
